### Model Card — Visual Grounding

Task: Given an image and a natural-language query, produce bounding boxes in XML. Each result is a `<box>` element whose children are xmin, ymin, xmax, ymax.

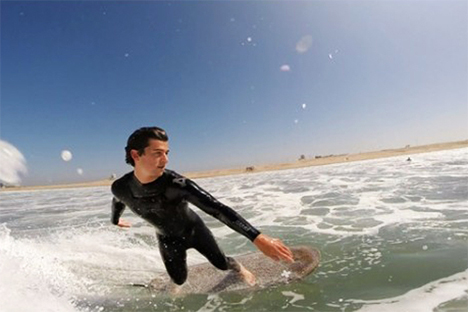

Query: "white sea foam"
<box><xmin>282</xmin><ymin>290</ymin><xmax>305</xmax><ymax>305</ymax></box>
<box><xmin>353</xmin><ymin>269</ymin><xmax>468</xmax><ymax>312</ymax></box>
<box><xmin>0</xmin><ymin>219</ymin><xmax>168</xmax><ymax>311</ymax></box>
<box><xmin>0</xmin><ymin>224</ymin><xmax>79</xmax><ymax>312</ymax></box>
<box><xmin>196</xmin><ymin>148</ymin><xmax>468</xmax><ymax>239</ymax></box>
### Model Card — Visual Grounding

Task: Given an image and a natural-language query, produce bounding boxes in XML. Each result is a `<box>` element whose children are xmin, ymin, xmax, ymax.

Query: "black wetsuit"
<box><xmin>111</xmin><ymin>169</ymin><xmax>260</xmax><ymax>285</ymax></box>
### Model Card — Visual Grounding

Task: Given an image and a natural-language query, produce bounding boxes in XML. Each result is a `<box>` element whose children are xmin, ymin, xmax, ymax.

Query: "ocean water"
<box><xmin>0</xmin><ymin>148</ymin><xmax>467</xmax><ymax>312</ymax></box>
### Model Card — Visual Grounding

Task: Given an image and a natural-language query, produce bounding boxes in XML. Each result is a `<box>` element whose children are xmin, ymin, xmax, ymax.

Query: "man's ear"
<box><xmin>130</xmin><ymin>149</ymin><xmax>140</xmax><ymax>163</ymax></box>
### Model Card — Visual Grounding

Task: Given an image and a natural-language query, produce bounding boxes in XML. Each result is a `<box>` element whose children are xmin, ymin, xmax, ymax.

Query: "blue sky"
<box><xmin>1</xmin><ymin>0</ymin><xmax>467</xmax><ymax>186</ymax></box>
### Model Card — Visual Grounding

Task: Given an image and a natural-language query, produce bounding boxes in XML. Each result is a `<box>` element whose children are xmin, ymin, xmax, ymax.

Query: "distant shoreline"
<box><xmin>2</xmin><ymin>140</ymin><xmax>467</xmax><ymax>192</ymax></box>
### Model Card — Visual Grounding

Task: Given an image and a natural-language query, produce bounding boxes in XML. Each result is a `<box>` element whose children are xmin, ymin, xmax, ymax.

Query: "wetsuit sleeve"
<box><xmin>111</xmin><ymin>197</ymin><xmax>126</xmax><ymax>225</ymax></box>
<box><xmin>182</xmin><ymin>178</ymin><xmax>261</xmax><ymax>241</ymax></box>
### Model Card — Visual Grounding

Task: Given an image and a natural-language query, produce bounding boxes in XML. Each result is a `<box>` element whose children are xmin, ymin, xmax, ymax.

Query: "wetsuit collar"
<box><xmin>129</xmin><ymin>171</ymin><xmax>167</xmax><ymax>198</ymax></box>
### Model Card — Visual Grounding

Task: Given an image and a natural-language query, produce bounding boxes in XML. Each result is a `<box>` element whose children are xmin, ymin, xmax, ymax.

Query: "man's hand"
<box><xmin>253</xmin><ymin>234</ymin><xmax>294</xmax><ymax>263</ymax></box>
<box><xmin>117</xmin><ymin>219</ymin><xmax>131</xmax><ymax>228</ymax></box>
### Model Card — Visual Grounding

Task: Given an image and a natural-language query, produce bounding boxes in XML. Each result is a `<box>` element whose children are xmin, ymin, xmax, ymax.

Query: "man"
<box><xmin>111</xmin><ymin>127</ymin><xmax>293</xmax><ymax>290</ymax></box>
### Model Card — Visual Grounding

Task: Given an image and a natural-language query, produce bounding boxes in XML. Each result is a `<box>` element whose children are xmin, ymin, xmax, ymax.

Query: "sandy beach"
<box><xmin>3</xmin><ymin>140</ymin><xmax>467</xmax><ymax>192</ymax></box>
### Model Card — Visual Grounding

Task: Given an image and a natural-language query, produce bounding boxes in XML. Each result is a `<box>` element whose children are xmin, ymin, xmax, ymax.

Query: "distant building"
<box><xmin>0</xmin><ymin>182</ymin><xmax>19</xmax><ymax>188</ymax></box>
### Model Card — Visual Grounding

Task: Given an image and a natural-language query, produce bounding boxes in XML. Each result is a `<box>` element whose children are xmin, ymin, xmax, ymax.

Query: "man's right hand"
<box><xmin>117</xmin><ymin>219</ymin><xmax>131</xmax><ymax>228</ymax></box>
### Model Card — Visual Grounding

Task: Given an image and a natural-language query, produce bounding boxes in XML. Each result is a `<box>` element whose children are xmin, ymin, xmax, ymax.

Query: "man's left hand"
<box><xmin>253</xmin><ymin>234</ymin><xmax>294</xmax><ymax>263</ymax></box>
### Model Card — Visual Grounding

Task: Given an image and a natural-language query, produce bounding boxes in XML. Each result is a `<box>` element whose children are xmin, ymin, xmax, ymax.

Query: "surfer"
<box><xmin>111</xmin><ymin>127</ymin><xmax>294</xmax><ymax>291</ymax></box>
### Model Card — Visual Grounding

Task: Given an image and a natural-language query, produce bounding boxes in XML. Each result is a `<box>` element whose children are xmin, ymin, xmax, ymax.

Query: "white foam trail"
<box><xmin>0</xmin><ymin>224</ymin><xmax>79</xmax><ymax>312</ymax></box>
<box><xmin>0</xmin><ymin>140</ymin><xmax>27</xmax><ymax>185</ymax></box>
<box><xmin>282</xmin><ymin>291</ymin><xmax>305</xmax><ymax>304</ymax></box>
<box><xmin>353</xmin><ymin>269</ymin><xmax>468</xmax><ymax>312</ymax></box>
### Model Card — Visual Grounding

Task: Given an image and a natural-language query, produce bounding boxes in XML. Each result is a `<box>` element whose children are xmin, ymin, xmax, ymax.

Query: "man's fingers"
<box><xmin>279</xmin><ymin>244</ymin><xmax>294</xmax><ymax>262</ymax></box>
<box><xmin>272</xmin><ymin>241</ymin><xmax>294</xmax><ymax>263</ymax></box>
<box><xmin>278</xmin><ymin>249</ymin><xmax>294</xmax><ymax>263</ymax></box>
<box><xmin>254</xmin><ymin>234</ymin><xmax>294</xmax><ymax>263</ymax></box>
<box><xmin>270</xmin><ymin>250</ymin><xmax>293</xmax><ymax>263</ymax></box>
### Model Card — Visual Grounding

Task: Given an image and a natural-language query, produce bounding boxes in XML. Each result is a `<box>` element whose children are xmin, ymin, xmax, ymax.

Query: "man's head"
<box><xmin>125</xmin><ymin>127</ymin><xmax>169</xmax><ymax>166</ymax></box>
<box><xmin>125</xmin><ymin>127</ymin><xmax>170</xmax><ymax>181</ymax></box>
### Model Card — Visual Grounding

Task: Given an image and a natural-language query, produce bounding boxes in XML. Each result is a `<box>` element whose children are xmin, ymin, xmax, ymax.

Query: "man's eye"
<box><xmin>152</xmin><ymin>151</ymin><xmax>168</xmax><ymax>157</ymax></box>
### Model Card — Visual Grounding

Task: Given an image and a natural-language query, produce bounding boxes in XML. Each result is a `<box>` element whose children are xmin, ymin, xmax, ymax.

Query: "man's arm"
<box><xmin>182</xmin><ymin>178</ymin><xmax>261</xmax><ymax>241</ymax></box>
<box><xmin>111</xmin><ymin>197</ymin><xmax>131</xmax><ymax>228</ymax></box>
<box><xmin>180</xmin><ymin>177</ymin><xmax>294</xmax><ymax>263</ymax></box>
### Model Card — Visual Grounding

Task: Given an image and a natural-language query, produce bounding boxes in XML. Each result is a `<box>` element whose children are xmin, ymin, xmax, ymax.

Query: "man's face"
<box><xmin>132</xmin><ymin>139</ymin><xmax>169</xmax><ymax>179</ymax></box>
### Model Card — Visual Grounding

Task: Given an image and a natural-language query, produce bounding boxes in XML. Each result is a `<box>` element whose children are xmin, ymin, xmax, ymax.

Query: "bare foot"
<box><xmin>238</xmin><ymin>263</ymin><xmax>256</xmax><ymax>286</ymax></box>
<box><xmin>169</xmin><ymin>283</ymin><xmax>182</xmax><ymax>296</ymax></box>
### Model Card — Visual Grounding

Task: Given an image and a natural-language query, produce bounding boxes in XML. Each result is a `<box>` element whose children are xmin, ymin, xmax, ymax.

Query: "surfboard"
<box><xmin>148</xmin><ymin>245</ymin><xmax>320</xmax><ymax>295</ymax></box>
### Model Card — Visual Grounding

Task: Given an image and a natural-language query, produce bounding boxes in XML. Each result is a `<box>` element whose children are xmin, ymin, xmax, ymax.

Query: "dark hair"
<box><xmin>125</xmin><ymin>127</ymin><xmax>168</xmax><ymax>166</ymax></box>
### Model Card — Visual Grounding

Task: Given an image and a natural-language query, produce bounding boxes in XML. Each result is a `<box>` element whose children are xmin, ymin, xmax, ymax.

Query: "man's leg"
<box><xmin>157</xmin><ymin>235</ymin><xmax>188</xmax><ymax>287</ymax></box>
<box><xmin>225</xmin><ymin>257</ymin><xmax>256</xmax><ymax>286</ymax></box>
<box><xmin>191</xmin><ymin>222</ymin><xmax>256</xmax><ymax>286</ymax></box>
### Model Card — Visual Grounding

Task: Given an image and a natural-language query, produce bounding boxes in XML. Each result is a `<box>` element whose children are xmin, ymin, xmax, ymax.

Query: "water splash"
<box><xmin>296</xmin><ymin>35</ymin><xmax>313</xmax><ymax>53</ymax></box>
<box><xmin>0</xmin><ymin>140</ymin><xmax>27</xmax><ymax>185</ymax></box>
<box><xmin>61</xmin><ymin>150</ymin><xmax>73</xmax><ymax>162</ymax></box>
<box><xmin>280</xmin><ymin>64</ymin><xmax>291</xmax><ymax>72</ymax></box>
<box><xmin>0</xmin><ymin>224</ymin><xmax>79</xmax><ymax>312</ymax></box>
